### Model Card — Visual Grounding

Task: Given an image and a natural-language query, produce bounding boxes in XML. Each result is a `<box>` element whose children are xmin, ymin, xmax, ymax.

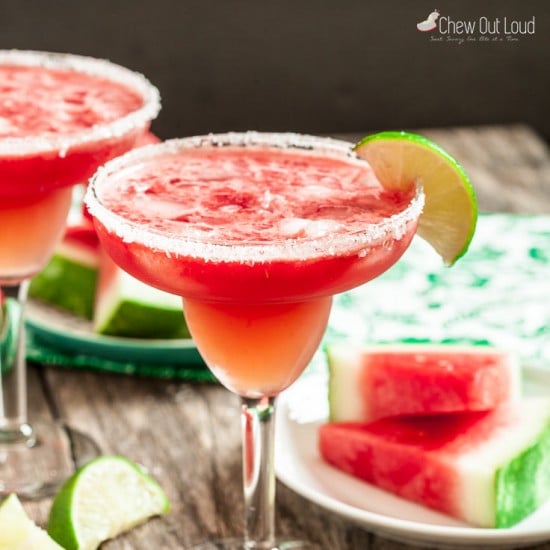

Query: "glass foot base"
<box><xmin>192</xmin><ymin>539</ymin><xmax>319</xmax><ymax>549</ymax></box>
<box><xmin>0</xmin><ymin>420</ymin><xmax>100</xmax><ymax>499</ymax></box>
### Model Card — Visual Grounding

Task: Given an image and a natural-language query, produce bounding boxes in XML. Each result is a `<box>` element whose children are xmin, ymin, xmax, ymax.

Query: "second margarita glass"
<box><xmin>0</xmin><ymin>50</ymin><xmax>160</xmax><ymax>498</ymax></box>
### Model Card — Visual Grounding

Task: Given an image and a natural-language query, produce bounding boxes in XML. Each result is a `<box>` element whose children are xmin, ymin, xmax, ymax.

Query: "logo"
<box><xmin>417</xmin><ymin>10</ymin><xmax>440</xmax><ymax>32</ymax></box>
<box><xmin>417</xmin><ymin>10</ymin><xmax>536</xmax><ymax>43</ymax></box>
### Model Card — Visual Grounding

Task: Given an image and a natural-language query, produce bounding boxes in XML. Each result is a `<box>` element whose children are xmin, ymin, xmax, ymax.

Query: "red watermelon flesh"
<box><xmin>328</xmin><ymin>345</ymin><xmax>520</xmax><ymax>422</ymax></box>
<box><xmin>319</xmin><ymin>398</ymin><xmax>550</xmax><ymax>528</ymax></box>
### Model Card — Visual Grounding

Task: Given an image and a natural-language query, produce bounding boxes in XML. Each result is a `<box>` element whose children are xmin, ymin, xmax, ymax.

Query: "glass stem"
<box><xmin>241</xmin><ymin>395</ymin><xmax>277</xmax><ymax>549</ymax></box>
<box><xmin>0</xmin><ymin>280</ymin><xmax>32</xmax><ymax>444</ymax></box>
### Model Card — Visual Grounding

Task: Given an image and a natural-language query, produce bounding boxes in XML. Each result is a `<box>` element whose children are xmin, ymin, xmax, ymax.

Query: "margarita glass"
<box><xmin>0</xmin><ymin>50</ymin><xmax>160</xmax><ymax>498</ymax></box>
<box><xmin>86</xmin><ymin>132</ymin><xmax>424</xmax><ymax>549</ymax></box>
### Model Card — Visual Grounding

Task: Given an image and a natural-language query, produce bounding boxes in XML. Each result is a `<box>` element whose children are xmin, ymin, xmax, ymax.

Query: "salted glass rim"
<box><xmin>0</xmin><ymin>49</ymin><xmax>160</xmax><ymax>156</ymax></box>
<box><xmin>85</xmin><ymin>131</ymin><xmax>425</xmax><ymax>264</ymax></box>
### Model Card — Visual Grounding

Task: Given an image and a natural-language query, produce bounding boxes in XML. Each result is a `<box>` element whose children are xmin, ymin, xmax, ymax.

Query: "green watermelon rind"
<box><xmin>29</xmin><ymin>255</ymin><xmax>98</xmax><ymax>320</ymax></box>
<box><xmin>95</xmin><ymin>299</ymin><xmax>190</xmax><ymax>339</ymax></box>
<box><xmin>495</xmin><ymin>420</ymin><xmax>550</xmax><ymax>528</ymax></box>
<box><xmin>94</xmin><ymin>264</ymin><xmax>190</xmax><ymax>339</ymax></box>
<box><xmin>327</xmin><ymin>346</ymin><xmax>353</xmax><ymax>422</ymax></box>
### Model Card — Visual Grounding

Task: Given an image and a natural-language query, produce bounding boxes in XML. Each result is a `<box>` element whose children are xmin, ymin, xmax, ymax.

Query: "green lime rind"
<box><xmin>47</xmin><ymin>467</ymin><xmax>81</xmax><ymax>550</ymax></box>
<box><xmin>354</xmin><ymin>131</ymin><xmax>478</xmax><ymax>266</ymax></box>
<box><xmin>47</xmin><ymin>455</ymin><xmax>170</xmax><ymax>550</ymax></box>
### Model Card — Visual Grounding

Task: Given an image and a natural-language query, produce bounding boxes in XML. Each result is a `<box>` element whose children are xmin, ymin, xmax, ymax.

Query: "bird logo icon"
<box><xmin>417</xmin><ymin>10</ymin><xmax>440</xmax><ymax>32</ymax></box>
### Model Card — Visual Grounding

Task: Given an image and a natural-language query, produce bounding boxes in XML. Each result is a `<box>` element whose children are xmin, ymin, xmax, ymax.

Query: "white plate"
<box><xmin>275</xmin><ymin>369</ymin><xmax>550</xmax><ymax>549</ymax></box>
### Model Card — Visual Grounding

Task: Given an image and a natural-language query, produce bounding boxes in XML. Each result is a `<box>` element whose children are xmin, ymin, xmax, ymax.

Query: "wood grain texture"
<box><xmin>21</xmin><ymin>126</ymin><xmax>550</xmax><ymax>549</ymax></box>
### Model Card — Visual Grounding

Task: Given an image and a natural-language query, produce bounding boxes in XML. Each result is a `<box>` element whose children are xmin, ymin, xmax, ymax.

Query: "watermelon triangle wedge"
<box><xmin>319</xmin><ymin>398</ymin><xmax>550</xmax><ymax>528</ymax></box>
<box><xmin>327</xmin><ymin>345</ymin><xmax>521</xmax><ymax>422</ymax></box>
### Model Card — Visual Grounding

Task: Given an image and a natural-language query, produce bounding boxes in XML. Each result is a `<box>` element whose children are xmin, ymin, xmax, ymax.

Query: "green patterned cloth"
<box><xmin>326</xmin><ymin>213</ymin><xmax>550</xmax><ymax>370</ymax></box>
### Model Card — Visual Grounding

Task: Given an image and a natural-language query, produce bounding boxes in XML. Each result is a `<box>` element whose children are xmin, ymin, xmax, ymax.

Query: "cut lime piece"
<box><xmin>47</xmin><ymin>456</ymin><xmax>170</xmax><ymax>550</ymax></box>
<box><xmin>0</xmin><ymin>494</ymin><xmax>64</xmax><ymax>549</ymax></box>
<box><xmin>354</xmin><ymin>131</ymin><xmax>477</xmax><ymax>265</ymax></box>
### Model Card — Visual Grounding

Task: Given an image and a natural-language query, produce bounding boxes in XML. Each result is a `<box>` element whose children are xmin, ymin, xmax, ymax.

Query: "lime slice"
<box><xmin>354</xmin><ymin>131</ymin><xmax>477</xmax><ymax>265</ymax></box>
<box><xmin>0</xmin><ymin>494</ymin><xmax>64</xmax><ymax>549</ymax></box>
<box><xmin>47</xmin><ymin>456</ymin><xmax>170</xmax><ymax>550</ymax></box>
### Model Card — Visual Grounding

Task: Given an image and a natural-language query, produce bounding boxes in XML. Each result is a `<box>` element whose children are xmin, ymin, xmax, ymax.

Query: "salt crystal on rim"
<box><xmin>0</xmin><ymin>49</ymin><xmax>160</xmax><ymax>157</ymax></box>
<box><xmin>85</xmin><ymin>132</ymin><xmax>424</xmax><ymax>264</ymax></box>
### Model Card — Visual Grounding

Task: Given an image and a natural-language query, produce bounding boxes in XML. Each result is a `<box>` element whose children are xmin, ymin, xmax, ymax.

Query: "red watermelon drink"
<box><xmin>0</xmin><ymin>50</ymin><xmax>159</xmax><ymax>499</ymax></box>
<box><xmin>86</xmin><ymin>132</ymin><xmax>424</xmax><ymax>549</ymax></box>
<box><xmin>0</xmin><ymin>52</ymin><xmax>159</xmax><ymax>283</ymax></box>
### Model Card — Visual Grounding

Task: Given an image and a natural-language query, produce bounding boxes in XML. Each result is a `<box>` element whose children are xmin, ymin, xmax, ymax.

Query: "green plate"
<box><xmin>25</xmin><ymin>299</ymin><xmax>212</xmax><ymax>381</ymax></box>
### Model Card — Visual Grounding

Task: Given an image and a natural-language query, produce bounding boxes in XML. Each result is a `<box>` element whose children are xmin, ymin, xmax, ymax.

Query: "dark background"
<box><xmin>1</xmin><ymin>0</ymin><xmax>547</xmax><ymax>140</ymax></box>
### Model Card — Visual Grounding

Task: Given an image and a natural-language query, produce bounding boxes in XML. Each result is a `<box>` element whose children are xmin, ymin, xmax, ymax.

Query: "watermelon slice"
<box><xmin>319</xmin><ymin>398</ymin><xmax>550</xmax><ymax>528</ymax></box>
<box><xmin>327</xmin><ymin>345</ymin><xmax>520</xmax><ymax>422</ymax></box>
<box><xmin>94</xmin><ymin>253</ymin><xmax>190</xmax><ymax>339</ymax></box>
<box><xmin>29</xmin><ymin>223</ymin><xmax>100</xmax><ymax>319</ymax></box>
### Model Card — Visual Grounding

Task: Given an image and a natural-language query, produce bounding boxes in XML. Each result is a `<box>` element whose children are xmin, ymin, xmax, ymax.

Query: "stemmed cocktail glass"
<box><xmin>85</xmin><ymin>132</ymin><xmax>424</xmax><ymax>548</ymax></box>
<box><xmin>0</xmin><ymin>50</ymin><xmax>160</xmax><ymax>498</ymax></box>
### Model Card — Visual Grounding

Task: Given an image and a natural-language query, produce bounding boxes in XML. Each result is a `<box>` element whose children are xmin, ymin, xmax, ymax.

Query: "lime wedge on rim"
<box><xmin>47</xmin><ymin>456</ymin><xmax>169</xmax><ymax>550</ymax></box>
<box><xmin>354</xmin><ymin>131</ymin><xmax>477</xmax><ymax>265</ymax></box>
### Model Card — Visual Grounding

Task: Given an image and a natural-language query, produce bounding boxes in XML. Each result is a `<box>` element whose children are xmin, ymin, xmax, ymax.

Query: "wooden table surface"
<box><xmin>25</xmin><ymin>125</ymin><xmax>550</xmax><ymax>549</ymax></box>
